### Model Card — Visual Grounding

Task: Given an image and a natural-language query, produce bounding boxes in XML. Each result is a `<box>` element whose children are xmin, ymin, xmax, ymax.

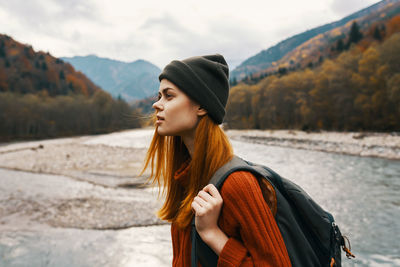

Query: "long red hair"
<box><xmin>142</xmin><ymin>115</ymin><xmax>233</xmax><ymax>229</ymax></box>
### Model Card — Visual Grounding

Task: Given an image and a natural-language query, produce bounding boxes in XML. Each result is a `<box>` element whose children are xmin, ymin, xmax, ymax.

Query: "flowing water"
<box><xmin>232</xmin><ymin>140</ymin><xmax>400</xmax><ymax>267</ymax></box>
<box><xmin>0</xmin><ymin>136</ymin><xmax>399</xmax><ymax>266</ymax></box>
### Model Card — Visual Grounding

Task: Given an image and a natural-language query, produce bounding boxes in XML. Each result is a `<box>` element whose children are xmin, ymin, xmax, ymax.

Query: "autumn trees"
<box><xmin>225</xmin><ymin>33</ymin><xmax>400</xmax><ymax>131</ymax></box>
<box><xmin>0</xmin><ymin>91</ymin><xmax>142</xmax><ymax>141</ymax></box>
<box><xmin>0</xmin><ymin>34</ymin><xmax>142</xmax><ymax>141</ymax></box>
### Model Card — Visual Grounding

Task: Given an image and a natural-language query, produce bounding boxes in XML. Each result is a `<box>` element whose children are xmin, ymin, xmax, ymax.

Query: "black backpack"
<box><xmin>191</xmin><ymin>155</ymin><xmax>355</xmax><ymax>267</ymax></box>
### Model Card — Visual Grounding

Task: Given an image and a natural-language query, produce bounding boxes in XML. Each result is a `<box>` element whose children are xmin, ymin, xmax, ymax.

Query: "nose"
<box><xmin>152</xmin><ymin>99</ymin><xmax>163</xmax><ymax>111</ymax></box>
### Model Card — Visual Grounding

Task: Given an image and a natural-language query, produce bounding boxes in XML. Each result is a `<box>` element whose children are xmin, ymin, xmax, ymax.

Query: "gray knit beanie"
<box><xmin>158</xmin><ymin>54</ymin><xmax>230</xmax><ymax>124</ymax></box>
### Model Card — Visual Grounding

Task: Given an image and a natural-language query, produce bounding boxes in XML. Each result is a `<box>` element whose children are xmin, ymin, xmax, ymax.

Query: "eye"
<box><xmin>165</xmin><ymin>93</ymin><xmax>173</xmax><ymax>99</ymax></box>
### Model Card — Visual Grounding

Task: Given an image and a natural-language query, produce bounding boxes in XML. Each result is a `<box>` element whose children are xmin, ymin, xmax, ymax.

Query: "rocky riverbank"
<box><xmin>226</xmin><ymin>129</ymin><xmax>400</xmax><ymax>160</ymax></box>
<box><xmin>0</xmin><ymin>129</ymin><xmax>164</xmax><ymax>231</ymax></box>
<box><xmin>1</xmin><ymin>128</ymin><xmax>398</xmax><ymax>231</ymax></box>
<box><xmin>1</xmin><ymin>128</ymin><xmax>398</xmax><ymax>266</ymax></box>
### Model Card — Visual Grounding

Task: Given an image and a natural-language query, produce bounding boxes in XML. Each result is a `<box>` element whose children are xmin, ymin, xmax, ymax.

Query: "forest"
<box><xmin>0</xmin><ymin>34</ymin><xmax>141</xmax><ymax>141</ymax></box>
<box><xmin>0</xmin><ymin>91</ymin><xmax>141</xmax><ymax>141</ymax></box>
<box><xmin>1</xmin><ymin>13</ymin><xmax>400</xmax><ymax>141</ymax></box>
<box><xmin>225</xmin><ymin>18</ymin><xmax>400</xmax><ymax>131</ymax></box>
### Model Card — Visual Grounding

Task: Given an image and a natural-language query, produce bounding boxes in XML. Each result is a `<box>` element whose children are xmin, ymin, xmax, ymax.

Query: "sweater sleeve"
<box><xmin>217</xmin><ymin>171</ymin><xmax>292</xmax><ymax>267</ymax></box>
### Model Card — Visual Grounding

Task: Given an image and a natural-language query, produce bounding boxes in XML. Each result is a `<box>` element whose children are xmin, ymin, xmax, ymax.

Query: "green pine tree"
<box><xmin>348</xmin><ymin>21</ymin><xmax>363</xmax><ymax>45</ymax></box>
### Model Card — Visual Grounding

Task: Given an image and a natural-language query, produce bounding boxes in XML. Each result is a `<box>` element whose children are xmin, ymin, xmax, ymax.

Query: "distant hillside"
<box><xmin>231</xmin><ymin>0</ymin><xmax>398</xmax><ymax>80</ymax></box>
<box><xmin>0</xmin><ymin>34</ymin><xmax>142</xmax><ymax>141</ymax></box>
<box><xmin>0</xmin><ymin>34</ymin><xmax>100</xmax><ymax>96</ymax></box>
<box><xmin>62</xmin><ymin>55</ymin><xmax>161</xmax><ymax>101</ymax></box>
<box><xmin>262</xmin><ymin>1</ymin><xmax>400</xmax><ymax>75</ymax></box>
<box><xmin>225</xmin><ymin>21</ymin><xmax>400</xmax><ymax>131</ymax></box>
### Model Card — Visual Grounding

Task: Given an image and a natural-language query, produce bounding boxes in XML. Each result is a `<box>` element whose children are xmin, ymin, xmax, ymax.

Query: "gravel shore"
<box><xmin>0</xmin><ymin>129</ymin><xmax>400</xmax><ymax>229</ymax></box>
<box><xmin>0</xmin><ymin>129</ymin><xmax>161</xmax><ymax>231</ymax></box>
<box><xmin>227</xmin><ymin>129</ymin><xmax>400</xmax><ymax>160</ymax></box>
<box><xmin>1</xmin><ymin>128</ymin><xmax>398</xmax><ymax>266</ymax></box>
<box><xmin>1</xmin><ymin>128</ymin><xmax>398</xmax><ymax>231</ymax></box>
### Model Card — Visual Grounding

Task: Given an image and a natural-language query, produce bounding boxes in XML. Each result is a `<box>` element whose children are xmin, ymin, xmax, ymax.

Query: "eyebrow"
<box><xmin>159</xmin><ymin>87</ymin><xmax>174</xmax><ymax>95</ymax></box>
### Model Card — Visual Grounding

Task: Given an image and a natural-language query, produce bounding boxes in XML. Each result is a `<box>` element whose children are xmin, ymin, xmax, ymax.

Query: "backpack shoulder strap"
<box><xmin>208</xmin><ymin>155</ymin><xmax>270</xmax><ymax>189</ymax></box>
<box><xmin>191</xmin><ymin>155</ymin><xmax>274</xmax><ymax>267</ymax></box>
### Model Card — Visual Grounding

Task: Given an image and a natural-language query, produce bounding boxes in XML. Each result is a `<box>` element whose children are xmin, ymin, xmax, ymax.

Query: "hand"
<box><xmin>191</xmin><ymin>184</ymin><xmax>228</xmax><ymax>255</ymax></box>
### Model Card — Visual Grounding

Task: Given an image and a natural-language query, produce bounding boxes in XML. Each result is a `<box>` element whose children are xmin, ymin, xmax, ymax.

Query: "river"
<box><xmin>233</xmin><ymin>139</ymin><xmax>400</xmax><ymax>266</ymax></box>
<box><xmin>0</xmin><ymin>137</ymin><xmax>399</xmax><ymax>266</ymax></box>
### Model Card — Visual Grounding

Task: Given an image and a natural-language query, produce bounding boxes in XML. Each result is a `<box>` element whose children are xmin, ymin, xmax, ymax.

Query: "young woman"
<box><xmin>142</xmin><ymin>54</ymin><xmax>291</xmax><ymax>266</ymax></box>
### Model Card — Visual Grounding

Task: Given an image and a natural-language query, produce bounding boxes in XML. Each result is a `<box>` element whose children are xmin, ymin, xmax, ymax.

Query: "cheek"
<box><xmin>169</xmin><ymin>98</ymin><xmax>197</xmax><ymax>117</ymax></box>
<box><xmin>172</xmin><ymin>104</ymin><xmax>198</xmax><ymax>124</ymax></box>
<box><xmin>164</xmin><ymin>101</ymin><xmax>200</xmax><ymax>132</ymax></box>
<box><xmin>179</xmin><ymin>110</ymin><xmax>199</xmax><ymax>127</ymax></box>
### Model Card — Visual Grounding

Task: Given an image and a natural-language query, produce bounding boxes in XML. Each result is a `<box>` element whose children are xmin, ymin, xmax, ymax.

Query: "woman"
<box><xmin>142</xmin><ymin>54</ymin><xmax>291</xmax><ymax>266</ymax></box>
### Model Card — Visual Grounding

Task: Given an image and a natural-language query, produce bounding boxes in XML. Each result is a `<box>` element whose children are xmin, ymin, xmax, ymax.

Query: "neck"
<box><xmin>182</xmin><ymin>134</ymin><xmax>195</xmax><ymax>158</ymax></box>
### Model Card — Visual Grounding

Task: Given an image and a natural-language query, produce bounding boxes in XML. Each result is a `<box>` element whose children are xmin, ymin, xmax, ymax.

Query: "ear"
<box><xmin>197</xmin><ymin>106</ymin><xmax>207</xmax><ymax>116</ymax></box>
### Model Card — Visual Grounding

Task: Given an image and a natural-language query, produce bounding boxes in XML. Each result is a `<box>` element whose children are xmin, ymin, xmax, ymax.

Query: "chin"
<box><xmin>156</xmin><ymin>126</ymin><xmax>171</xmax><ymax>136</ymax></box>
<box><xmin>157</xmin><ymin>127</ymin><xmax>185</xmax><ymax>137</ymax></box>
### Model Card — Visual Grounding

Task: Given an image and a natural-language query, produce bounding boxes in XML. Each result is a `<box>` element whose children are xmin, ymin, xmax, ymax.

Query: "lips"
<box><xmin>156</xmin><ymin>115</ymin><xmax>165</xmax><ymax>124</ymax></box>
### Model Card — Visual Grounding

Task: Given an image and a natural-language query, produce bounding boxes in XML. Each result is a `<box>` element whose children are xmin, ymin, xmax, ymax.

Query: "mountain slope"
<box><xmin>231</xmin><ymin>0</ymin><xmax>398</xmax><ymax>80</ymax></box>
<box><xmin>62</xmin><ymin>55</ymin><xmax>161</xmax><ymax>101</ymax></box>
<box><xmin>270</xmin><ymin>3</ymin><xmax>400</xmax><ymax>74</ymax></box>
<box><xmin>0</xmin><ymin>34</ymin><xmax>142</xmax><ymax>141</ymax></box>
<box><xmin>0</xmin><ymin>34</ymin><xmax>100</xmax><ymax>96</ymax></box>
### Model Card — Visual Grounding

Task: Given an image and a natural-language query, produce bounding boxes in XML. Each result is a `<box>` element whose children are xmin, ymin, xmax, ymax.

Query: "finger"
<box><xmin>191</xmin><ymin>201</ymin><xmax>205</xmax><ymax>216</ymax></box>
<box><xmin>193</xmin><ymin>195</ymin><xmax>209</xmax><ymax>208</ymax></box>
<box><xmin>197</xmin><ymin>190</ymin><xmax>214</xmax><ymax>203</ymax></box>
<box><xmin>203</xmin><ymin>184</ymin><xmax>221</xmax><ymax>199</ymax></box>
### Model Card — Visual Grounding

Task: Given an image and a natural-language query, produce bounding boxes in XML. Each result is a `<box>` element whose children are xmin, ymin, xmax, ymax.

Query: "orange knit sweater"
<box><xmin>171</xmin><ymin>162</ymin><xmax>292</xmax><ymax>267</ymax></box>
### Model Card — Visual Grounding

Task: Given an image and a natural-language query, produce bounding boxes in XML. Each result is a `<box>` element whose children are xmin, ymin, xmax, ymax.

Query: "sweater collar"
<box><xmin>174</xmin><ymin>159</ymin><xmax>191</xmax><ymax>186</ymax></box>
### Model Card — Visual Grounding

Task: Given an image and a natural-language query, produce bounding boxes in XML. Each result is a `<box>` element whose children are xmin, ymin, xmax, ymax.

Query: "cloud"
<box><xmin>331</xmin><ymin>0</ymin><xmax>379</xmax><ymax>17</ymax></box>
<box><xmin>0</xmin><ymin>0</ymin><xmax>99</xmax><ymax>34</ymax></box>
<box><xmin>0</xmin><ymin>0</ymin><xmax>106</xmax><ymax>53</ymax></box>
<box><xmin>140</xmin><ymin>14</ymin><xmax>187</xmax><ymax>33</ymax></box>
<box><xmin>129</xmin><ymin>14</ymin><xmax>263</xmax><ymax>68</ymax></box>
<box><xmin>0</xmin><ymin>0</ymin><xmax>382</xmax><ymax>69</ymax></box>
<box><xmin>0</xmin><ymin>1</ymin><xmax>275</xmax><ymax>67</ymax></box>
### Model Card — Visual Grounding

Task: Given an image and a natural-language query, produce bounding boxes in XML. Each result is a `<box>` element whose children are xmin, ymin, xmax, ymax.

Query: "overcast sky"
<box><xmin>0</xmin><ymin>0</ymin><xmax>380</xmax><ymax>69</ymax></box>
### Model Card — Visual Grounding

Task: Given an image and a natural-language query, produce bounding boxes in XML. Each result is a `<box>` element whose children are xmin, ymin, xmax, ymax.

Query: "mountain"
<box><xmin>231</xmin><ymin>0</ymin><xmax>399</xmax><ymax>80</ymax></box>
<box><xmin>224</xmin><ymin>3</ymin><xmax>400</xmax><ymax>131</ymax></box>
<box><xmin>62</xmin><ymin>55</ymin><xmax>161</xmax><ymax>101</ymax></box>
<box><xmin>269</xmin><ymin>2</ymin><xmax>400</xmax><ymax>73</ymax></box>
<box><xmin>0</xmin><ymin>34</ymin><xmax>100</xmax><ymax>96</ymax></box>
<box><xmin>0</xmin><ymin>34</ymin><xmax>142</xmax><ymax>141</ymax></box>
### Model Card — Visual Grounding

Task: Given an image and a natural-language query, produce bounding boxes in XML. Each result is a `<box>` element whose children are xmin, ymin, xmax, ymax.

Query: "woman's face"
<box><xmin>153</xmin><ymin>79</ymin><xmax>206</xmax><ymax>137</ymax></box>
